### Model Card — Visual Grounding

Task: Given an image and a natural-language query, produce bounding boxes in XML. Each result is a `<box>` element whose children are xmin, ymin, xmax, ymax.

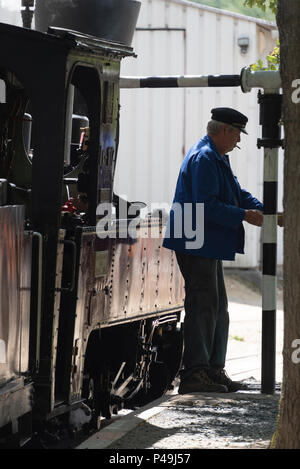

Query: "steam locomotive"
<box><xmin>0</xmin><ymin>0</ymin><xmax>184</xmax><ymax>447</ymax></box>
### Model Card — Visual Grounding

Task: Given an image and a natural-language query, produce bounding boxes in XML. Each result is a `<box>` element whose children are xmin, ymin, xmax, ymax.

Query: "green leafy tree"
<box><xmin>244</xmin><ymin>0</ymin><xmax>277</xmax><ymax>14</ymax></box>
<box><xmin>245</xmin><ymin>0</ymin><xmax>279</xmax><ymax>71</ymax></box>
<box><xmin>191</xmin><ymin>0</ymin><xmax>275</xmax><ymax>21</ymax></box>
<box><xmin>250</xmin><ymin>40</ymin><xmax>280</xmax><ymax>71</ymax></box>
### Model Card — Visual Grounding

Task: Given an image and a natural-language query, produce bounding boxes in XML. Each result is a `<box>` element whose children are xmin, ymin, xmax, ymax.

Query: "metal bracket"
<box><xmin>240</xmin><ymin>67</ymin><xmax>281</xmax><ymax>93</ymax></box>
<box><xmin>21</xmin><ymin>1</ymin><xmax>35</xmax><ymax>29</ymax></box>
<box><xmin>257</xmin><ymin>138</ymin><xmax>284</xmax><ymax>149</ymax></box>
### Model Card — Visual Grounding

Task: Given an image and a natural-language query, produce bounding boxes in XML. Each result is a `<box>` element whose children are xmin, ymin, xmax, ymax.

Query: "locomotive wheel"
<box><xmin>83</xmin><ymin>372</ymin><xmax>120</xmax><ymax>429</ymax></box>
<box><xmin>85</xmin><ymin>377</ymin><xmax>101</xmax><ymax>430</ymax></box>
<box><xmin>82</xmin><ymin>318</ymin><xmax>183</xmax><ymax>419</ymax></box>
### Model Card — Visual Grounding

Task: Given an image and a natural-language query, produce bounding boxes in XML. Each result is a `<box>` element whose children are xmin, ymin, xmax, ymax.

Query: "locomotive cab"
<box><xmin>0</xmin><ymin>3</ymin><xmax>184</xmax><ymax>446</ymax></box>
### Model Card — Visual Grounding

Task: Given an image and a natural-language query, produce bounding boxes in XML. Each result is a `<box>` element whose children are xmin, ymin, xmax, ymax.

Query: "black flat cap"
<box><xmin>211</xmin><ymin>107</ymin><xmax>248</xmax><ymax>134</ymax></box>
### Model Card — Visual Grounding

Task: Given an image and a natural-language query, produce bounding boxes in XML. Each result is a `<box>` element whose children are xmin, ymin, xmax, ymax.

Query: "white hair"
<box><xmin>207</xmin><ymin>120</ymin><xmax>235</xmax><ymax>136</ymax></box>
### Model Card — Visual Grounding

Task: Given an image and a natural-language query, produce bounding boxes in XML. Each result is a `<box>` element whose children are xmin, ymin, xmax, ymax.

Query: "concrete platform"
<box><xmin>76</xmin><ymin>298</ymin><xmax>283</xmax><ymax>450</ymax></box>
<box><xmin>76</xmin><ymin>387</ymin><xmax>280</xmax><ymax>449</ymax></box>
<box><xmin>226</xmin><ymin>301</ymin><xmax>283</xmax><ymax>383</ymax></box>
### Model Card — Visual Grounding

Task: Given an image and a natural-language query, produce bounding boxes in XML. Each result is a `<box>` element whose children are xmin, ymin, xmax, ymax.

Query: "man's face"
<box><xmin>223</xmin><ymin>126</ymin><xmax>241</xmax><ymax>153</ymax></box>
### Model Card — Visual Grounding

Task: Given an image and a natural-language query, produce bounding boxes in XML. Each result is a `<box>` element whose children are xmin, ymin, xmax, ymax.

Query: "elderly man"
<box><xmin>163</xmin><ymin>107</ymin><xmax>263</xmax><ymax>394</ymax></box>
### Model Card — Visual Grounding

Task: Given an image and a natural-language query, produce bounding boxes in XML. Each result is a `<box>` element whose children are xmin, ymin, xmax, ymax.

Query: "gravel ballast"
<box><xmin>106</xmin><ymin>385</ymin><xmax>280</xmax><ymax>450</ymax></box>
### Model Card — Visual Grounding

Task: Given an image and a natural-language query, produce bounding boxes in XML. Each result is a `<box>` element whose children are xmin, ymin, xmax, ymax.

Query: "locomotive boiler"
<box><xmin>0</xmin><ymin>0</ymin><xmax>184</xmax><ymax>447</ymax></box>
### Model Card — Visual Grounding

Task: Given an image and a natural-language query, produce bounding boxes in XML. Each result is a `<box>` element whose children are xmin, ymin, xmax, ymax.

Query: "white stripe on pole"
<box><xmin>262</xmin><ymin>275</ymin><xmax>277</xmax><ymax>311</ymax></box>
<box><xmin>262</xmin><ymin>215</ymin><xmax>277</xmax><ymax>244</ymax></box>
<box><xmin>120</xmin><ymin>75</ymin><xmax>212</xmax><ymax>88</ymax></box>
<box><xmin>177</xmin><ymin>75</ymin><xmax>209</xmax><ymax>87</ymax></box>
<box><xmin>263</xmin><ymin>148</ymin><xmax>279</xmax><ymax>182</ymax></box>
<box><xmin>119</xmin><ymin>77</ymin><xmax>141</xmax><ymax>88</ymax></box>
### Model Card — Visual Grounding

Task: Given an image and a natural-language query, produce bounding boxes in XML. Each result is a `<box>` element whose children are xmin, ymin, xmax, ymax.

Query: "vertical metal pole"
<box><xmin>257</xmin><ymin>90</ymin><xmax>283</xmax><ymax>394</ymax></box>
<box><xmin>64</xmin><ymin>84</ymin><xmax>75</xmax><ymax>167</ymax></box>
<box><xmin>21</xmin><ymin>0</ymin><xmax>35</xmax><ymax>29</ymax></box>
<box><xmin>261</xmin><ymin>144</ymin><xmax>278</xmax><ymax>394</ymax></box>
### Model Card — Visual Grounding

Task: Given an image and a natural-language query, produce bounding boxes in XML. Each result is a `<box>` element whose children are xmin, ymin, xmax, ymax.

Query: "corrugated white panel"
<box><xmin>115</xmin><ymin>28</ymin><xmax>185</xmax><ymax>209</ymax></box>
<box><xmin>166</xmin><ymin>0</ymin><xmax>187</xmax><ymax>28</ymax></box>
<box><xmin>0</xmin><ymin>0</ymin><xmax>22</xmax><ymax>26</ymax></box>
<box><xmin>115</xmin><ymin>0</ymin><xmax>281</xmax><ymax>267</ymax></box>
<box><xmin>150</xmin><ymin>0</ymin><xmax>167</xmax><ymax>26</ymax></box>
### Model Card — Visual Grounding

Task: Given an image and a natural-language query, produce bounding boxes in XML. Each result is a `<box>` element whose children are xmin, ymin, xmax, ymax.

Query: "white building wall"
<box><xmin>0</xmin><ymin>0</ymin><xmax>22</xmax><ymax>26</ymax></box>
<box><xmin>115</xmin><ymin>0</ymin><xmax>282</xmax><ymax>268</ymax></box>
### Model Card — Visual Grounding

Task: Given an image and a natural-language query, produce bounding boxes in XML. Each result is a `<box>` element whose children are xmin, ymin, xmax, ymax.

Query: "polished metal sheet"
<box><xmin>108</xmin><ymin>219</ymin><xmax>184</xmax><ymax>322</ymax></box>
<box><xmin>20</xmin><ymin>231</ymin><xmax>33</xmax><ymax>373</ymax></box>
<box><xmin>0</xmin><ymin>205</ymin><xmax>24</xmax><ymax>382</ymax></box>
<box><xmin>69</xmin><ymin>230</ymin><xmax>109</xmax><ymax>400</ymax></box>
<box><xmin>69</xmin><ymin>221</ymin><xmax>184</xmax><ymax>399</ymax></box>
<box><xmin>50</xmin><ymin>230</ymin><xmax>66</xmax><ymax>409</ymax></box>
<box><xmin>75</xmin><ymin>219</ymin><xmax>184</xmax><ymax>328</ymax></box>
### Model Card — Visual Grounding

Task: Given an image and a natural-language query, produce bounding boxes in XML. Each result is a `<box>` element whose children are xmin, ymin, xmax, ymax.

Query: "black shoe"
<box><xmin>178</xmin><ymin>369</ymin><xmax>228</xmax><ymax>394</ymax></box>
<box><xmin>207</xmin><ymin>368</ymin><xmax>248</xmax><ymax>392</ymax></box>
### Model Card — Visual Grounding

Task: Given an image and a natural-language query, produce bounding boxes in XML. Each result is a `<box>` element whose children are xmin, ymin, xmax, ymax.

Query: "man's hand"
<box><xmin>244</xmin><ymin>209</ymin><xmax>263</xmax><ymax>227</ymax></box>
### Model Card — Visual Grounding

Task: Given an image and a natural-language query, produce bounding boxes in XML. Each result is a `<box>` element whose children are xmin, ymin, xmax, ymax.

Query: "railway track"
<box><xmin>20</xmin><ymin>389</ymin><xmax>176</xmax><ymax>449</ymax></box>
<box><xmin>21</xmin><ymin>372</ymin><xmax>281</xmax><ymax>450</ymax></box>
<box><xmin>22</xmin><ymin>299</ymin><xmax>283</xmax><ymax>450</ymax></box>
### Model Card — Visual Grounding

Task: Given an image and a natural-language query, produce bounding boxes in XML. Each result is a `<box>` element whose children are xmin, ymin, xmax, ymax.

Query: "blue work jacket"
<box><xmin>163</xmin><ymin>134</ymin><xmax>263</xmax><ymax>261</ymax></box>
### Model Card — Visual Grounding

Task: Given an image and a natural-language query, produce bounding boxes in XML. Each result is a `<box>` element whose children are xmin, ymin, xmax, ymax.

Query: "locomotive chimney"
<box><xmin>34</xmin><ymin>0</ymin><xmax>141</xmax><ymax>46</ymax></box>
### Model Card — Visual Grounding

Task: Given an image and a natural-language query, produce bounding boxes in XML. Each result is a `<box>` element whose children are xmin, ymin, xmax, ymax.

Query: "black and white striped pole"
<box><xmin>120</xmin><ymin>74</ymin><xmax>241</xmax><ymax>89</ymax></box>
<box><xmin>120</xmin><ymin>68</ymin><xmax>283</xmax><ymax>394</ymax></box>
<box><xmin>257</xmin><ymin>92</ymin><xmax>283</xmax><ymax>394</ymax></box>
<box><xmin>241</xmin><ymin>68</ymin><xmax>283</xmax><ymax>394</ymax></box>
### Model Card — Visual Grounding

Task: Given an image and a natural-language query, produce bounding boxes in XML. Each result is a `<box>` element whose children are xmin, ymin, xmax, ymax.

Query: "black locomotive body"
<box><xmin>0</xmin><ymin>4</ymin><xmax>184</xmax><ymax>447</ymax></box>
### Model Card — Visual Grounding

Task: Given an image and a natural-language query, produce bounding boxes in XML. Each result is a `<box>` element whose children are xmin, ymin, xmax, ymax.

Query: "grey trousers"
<box><xmin>175</xmin><ymin>252</ymin><xmax>229</xmax><ymax>377</ymax></box>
